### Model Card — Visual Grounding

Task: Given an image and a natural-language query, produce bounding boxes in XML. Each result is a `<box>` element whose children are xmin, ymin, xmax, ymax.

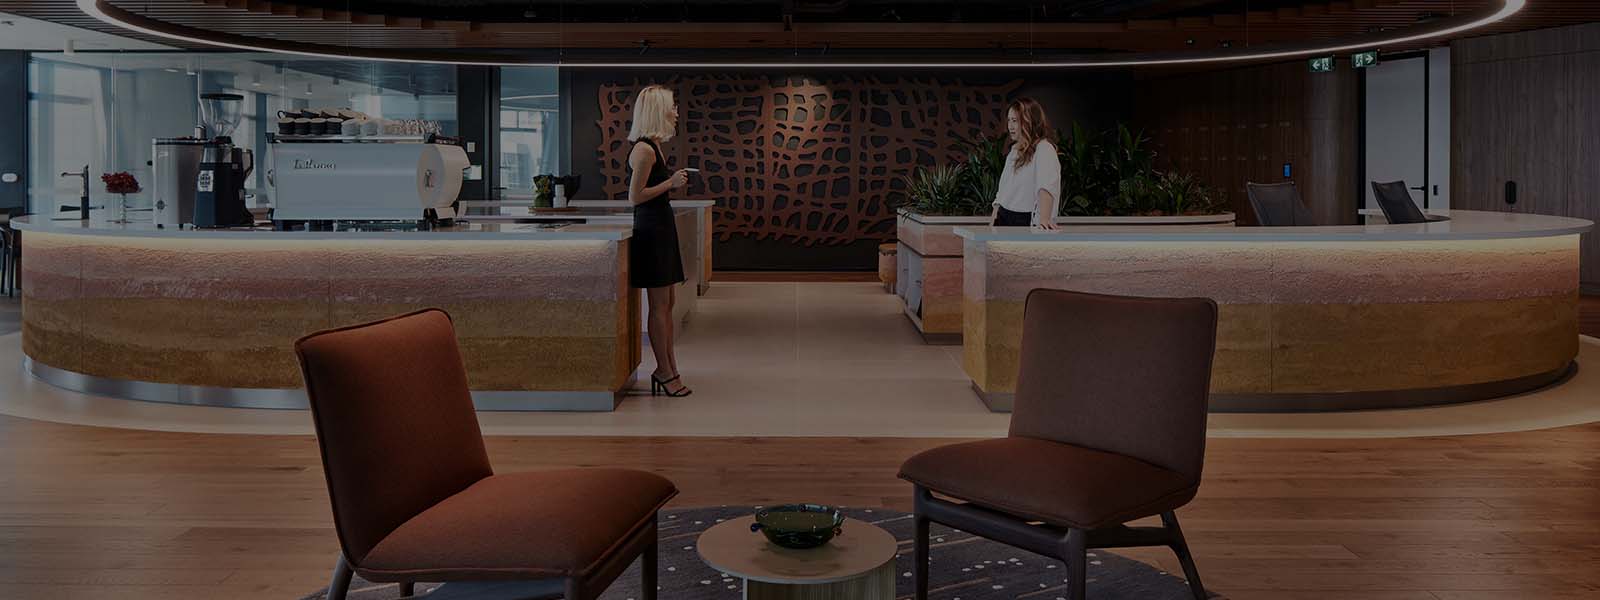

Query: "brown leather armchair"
<box><xmin>899</xmin><ymin>289</ymin><xmax>1218</xmax><ymax>600</ymax></box>
<box><xmin>296</xmin><ymin>309</ymin><xmax>677</xmax><ymax>600</ymax></box>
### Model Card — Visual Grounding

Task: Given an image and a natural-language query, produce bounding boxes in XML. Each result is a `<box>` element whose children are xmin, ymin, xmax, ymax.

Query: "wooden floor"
<box><xmin>0</xmin><ymin>296</ymin><xmax>1594</xmax><ymax>599</ymax></box>
<box><xmin>715</xmin><ymin>270</ymin><xmax>881</xmax><ymax>282</ymax></box>
<box><xmin>2</xmin><ymin>415</ymin><xmax>1600</xmax><ymax>600</ymax></box>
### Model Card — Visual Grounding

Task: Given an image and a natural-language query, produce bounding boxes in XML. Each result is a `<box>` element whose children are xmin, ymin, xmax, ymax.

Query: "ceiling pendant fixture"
<box><xmin>75</xmin><ymin>0</ymin><xmax>1525</xmax><ymax>69</ymax></box>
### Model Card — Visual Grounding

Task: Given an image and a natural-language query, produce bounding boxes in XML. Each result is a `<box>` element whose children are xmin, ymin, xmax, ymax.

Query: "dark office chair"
<box><xmin>900</xmin><ymin>289</ymin><xmax>1219</xmax><ymax>600</ymax></box>
<box><xmin>1245</xmin><ymin>181</ymin><xmax>1317</xmax><ymax>226</ymax></box>
<box><xmin>1370</xmin><ymin>181</ymin><xmax>1430</xmax><ymax>224</ymax></box>
<box><xmin>296</xmin><ymin>309</ymin><xmax>677</xmax><ymax>600</ymax></box>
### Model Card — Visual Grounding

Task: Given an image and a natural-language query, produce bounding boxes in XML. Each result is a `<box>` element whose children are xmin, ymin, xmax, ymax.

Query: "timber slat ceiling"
<box><xmin>2</xmin><ymin>0</ymin><xmax>1598</xmax><ymax>56</ymax></box>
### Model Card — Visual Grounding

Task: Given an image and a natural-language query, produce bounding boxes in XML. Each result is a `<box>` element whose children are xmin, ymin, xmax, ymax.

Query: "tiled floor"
<box><xmin>0</xmin><ymin>284</ymin><xmax>1597</xmax><ymax>439</ymax></box>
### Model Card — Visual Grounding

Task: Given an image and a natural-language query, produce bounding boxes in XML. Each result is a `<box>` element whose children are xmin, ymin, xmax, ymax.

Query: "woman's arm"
<box><xmin>1035</xmin><ymin>141</ymin><xmax>1061</xmax><ymax>230</ymax></box>
<box><xmin>627</xmin><ymin>142</ymin><xmax>686</xmax><ymax>206</ymax></box>
<box><xmin>1035</xmin><ymin>189</ymin><xmax>1059</xmax><ymax>230</ymax></box>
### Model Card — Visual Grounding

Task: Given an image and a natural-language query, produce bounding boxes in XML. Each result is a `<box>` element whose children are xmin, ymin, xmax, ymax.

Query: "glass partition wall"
<box><xmin>27</xmin><ymin>52</ymin><xmax>463</xmax><ymax>216</ymax></box>
<box><xmin>498</xmin><ymin>67</ymin><xmax>562</xmax><ymax>197</ymax></box>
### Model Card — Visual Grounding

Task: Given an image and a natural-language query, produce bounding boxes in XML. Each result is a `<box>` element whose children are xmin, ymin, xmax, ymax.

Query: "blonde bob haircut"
<box><xmin>627</xmin><ymin>85</ymin><xmax>677</xmax><ymax>143</ymax></box>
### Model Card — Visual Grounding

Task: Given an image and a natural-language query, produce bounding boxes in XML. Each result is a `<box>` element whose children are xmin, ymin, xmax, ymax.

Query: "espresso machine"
<box><xmin>270</xmin><ymin>137</ymin><xmax>467</xmax><ymax>227</ymax></box>
<box><xmin>193</xmin><ymin>93</ymin><xmax>254</xmax><ymax>228</ymax></box>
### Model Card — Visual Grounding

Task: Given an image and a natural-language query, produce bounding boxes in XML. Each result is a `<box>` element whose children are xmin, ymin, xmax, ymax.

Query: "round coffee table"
<box><xmin>697</xmin><ymin>515</ymin><xmax>898</xmax><ymax>600</ymax></box>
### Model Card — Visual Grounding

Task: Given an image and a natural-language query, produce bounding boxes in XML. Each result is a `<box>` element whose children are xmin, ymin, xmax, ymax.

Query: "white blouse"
<box><xmin>993</xmin><ymin>139</ymin><xmax>1062</xmax><ymax>224</ymax></box>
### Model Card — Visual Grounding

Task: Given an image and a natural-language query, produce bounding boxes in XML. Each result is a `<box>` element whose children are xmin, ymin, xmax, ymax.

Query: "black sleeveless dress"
<box><xmin>629</xmin><ymin>139</ymin><xmax>687</xmax><ymax>289</ymax></box>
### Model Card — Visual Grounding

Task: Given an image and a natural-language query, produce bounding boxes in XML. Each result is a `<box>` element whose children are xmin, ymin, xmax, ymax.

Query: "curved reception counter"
<box><xmin>957</xmin><ymin>210</ymin><xmax>1594</xmax><ymax>412</ymax></box>
<box><xmin>14</xmin><ymin>217</ymin><xmax>642</xmax><ymax>411</ymax></box>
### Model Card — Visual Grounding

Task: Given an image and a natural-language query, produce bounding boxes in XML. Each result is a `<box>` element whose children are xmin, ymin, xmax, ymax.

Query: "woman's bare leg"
<box><xmin>664</xmin><ymin>285</ymin><xmax>681</xmax><ymax>376</ymax></box>
<box><xmin>646</xmin><ymin>286</ymin><xmax>688</xmax><ymax>394</ymax></box>
<box><xmin>646</xmin><ymin>286</ymin><xmax>673</xmax><ymax>377</ymax></box>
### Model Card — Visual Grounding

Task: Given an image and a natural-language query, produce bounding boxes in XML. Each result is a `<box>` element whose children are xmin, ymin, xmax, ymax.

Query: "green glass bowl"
<box><xmin>750</xmin><ymin>504</ymin><xmax>845</xmax><ymax>549</ymax></box>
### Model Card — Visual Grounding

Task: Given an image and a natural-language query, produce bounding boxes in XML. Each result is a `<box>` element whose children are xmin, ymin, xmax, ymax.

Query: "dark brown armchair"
<box><xmin>899</xmin><ymin>289</ymin><xmax>1218</xmax><ymax>600</ymax></box>
<box><xmin>296</xmin><ymin>309</ymin><xmax>677</xmax><ymax>600</ymax></box>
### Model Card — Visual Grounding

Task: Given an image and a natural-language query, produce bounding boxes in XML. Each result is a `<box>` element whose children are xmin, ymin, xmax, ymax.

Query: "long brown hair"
<box><xmin>1007</xmin><ymin>97</ymin><xmax>1054</xmax><ymax>169</ymax></box>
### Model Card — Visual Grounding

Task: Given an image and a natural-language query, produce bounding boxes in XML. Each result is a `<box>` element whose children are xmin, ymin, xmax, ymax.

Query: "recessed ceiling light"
<box><xmin>75</xmin><ymin>0</ymin><xmax>1527</xmax><ymax>69</ymax></box>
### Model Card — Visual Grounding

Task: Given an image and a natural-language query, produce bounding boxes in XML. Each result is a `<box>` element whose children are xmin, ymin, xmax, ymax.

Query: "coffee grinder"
<box><xmin>194</xmin><ymin>93</ymin><xmax>254</xmax><ymax>228</ymax></box>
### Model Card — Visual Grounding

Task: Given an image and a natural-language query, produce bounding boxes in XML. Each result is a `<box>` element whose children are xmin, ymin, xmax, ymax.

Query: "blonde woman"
<box><xmin>991</xmin><ymin>97</ymin><xmax>1061</xmax><ymax>230</ymax></box>
<box><xmin>627</xmin><ymin>84</ymin><xmax>693</xmax><ymax>397</ymax></box>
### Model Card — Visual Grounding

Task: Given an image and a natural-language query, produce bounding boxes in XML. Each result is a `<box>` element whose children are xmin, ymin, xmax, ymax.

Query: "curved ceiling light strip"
<box><xmin>78</xmin><ymin>0</ymin><xmax>1525</xmax><ymax>68</ymax></box>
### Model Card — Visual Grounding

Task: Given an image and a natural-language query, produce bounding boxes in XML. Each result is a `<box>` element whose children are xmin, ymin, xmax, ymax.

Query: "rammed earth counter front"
<box><xmin>13</xmin><ymin>217</ymin><xmax>642</xmax><ymax>411</ymax></box>
<box><xmin>956</xmin><ymin>210</ymin><xmax>1594</xmax><ymax>413</ymax></box>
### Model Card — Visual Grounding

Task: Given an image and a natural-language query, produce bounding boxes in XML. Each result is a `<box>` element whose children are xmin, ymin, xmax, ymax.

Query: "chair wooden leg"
<box><xmin>398</xmin><ymin>581</ymin><xmax>415</xmax><ymax>597</ymax></box>
<box><xmin>642</xmin><ymin>538</ymin><xmax>659</xmax><ymax>600</ymax></box>
<box><xmin>914</xmin><ymin>513</ymin><xmax>930</xmax><ymax>600</ymax></box>
<box><xmin>326</xmin><ymin>554</ymin><xmax>353</xmax><ymax>600</ymax></box>
<box><xmin>564</xmin><ymin>577</ymin><xmax>584</xmax><ymax>600</ymax></box>
<box><xmin>1062</xmin><ymin>528</ymin><xmax>1088</xmax><ymax>600</ymax></box>
<box><xmin>1161</xmin><ymin>511</ymin><xmax>1207</xmax><ymax>600</ymax></box>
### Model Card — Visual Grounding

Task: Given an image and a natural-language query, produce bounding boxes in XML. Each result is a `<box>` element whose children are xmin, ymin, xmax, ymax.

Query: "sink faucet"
<box><xmin>59</xmin><ymin>165</ymin><xmax>90</xmax><ymax>220</ymax></box>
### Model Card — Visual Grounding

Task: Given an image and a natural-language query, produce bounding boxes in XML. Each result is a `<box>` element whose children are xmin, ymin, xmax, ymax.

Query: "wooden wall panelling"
<box><xmin>1240</xmin><ymin>66</ymin><xmax>1263</xmax><ymax>189</ymax></box>
<box><xmin>1507</xmin><ymin>55</ymin><xmax>1571</xmax><ymax>219</ymax></box>
<box><xmin>1572</xmin><ymin>48</ymin><xmax>1600</xmax><ymax>285</ymax></box>
<box><xmin>1139</xmin><ymin>61</ymin><xmax>1311</xmax><ymax>224</ymax></box>
<box><xmin>1452</xmin><ymin>57</ymin><xmax>1512</xmax><ymax>213</ymax></box>
<box><xmin>1301</xmin><ymin>66</ymin><xmax>1359</xmax><ymax>225</ymax></box>
<box><xmin>1452</xmin><ymin>21</ymin><xmax>1600</xmax><ymax>286</ymax></box>
<box><xmin>1230</xmin><ymin>68</ymin><xmax>1250</xmax><ymax>200</ymax></box>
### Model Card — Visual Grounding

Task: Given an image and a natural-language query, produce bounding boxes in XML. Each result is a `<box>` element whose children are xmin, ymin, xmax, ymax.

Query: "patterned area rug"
<box><xmin>301</xmin><ymin>506</ymin><xmax>1219</xmax><ymax>599</ymax></box>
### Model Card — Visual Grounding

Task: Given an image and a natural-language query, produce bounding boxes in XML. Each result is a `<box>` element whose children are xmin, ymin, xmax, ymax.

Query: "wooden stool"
<box><xmin>877</xmin><ymin>243</ymin><xmax>897</xmax><ymax>293</ymax></box>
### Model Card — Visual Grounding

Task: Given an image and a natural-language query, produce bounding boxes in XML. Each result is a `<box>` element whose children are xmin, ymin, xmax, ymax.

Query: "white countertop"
<box><xmin>900</xmin><ymin>210</ymin><xmax>1237</xmax><ymax>225</ymax></box>
<box><xmin>456</xmin><ymin>200</ymin><xmax>702</xmax><ymax>224</ymax></box>
<box><xmin>956</xmin><ymin>210</ymin><xmax>1592</xmax><ymax>242</ymax></box>
<box><xmin>570</xmin><ymin>199</ymin><xmax>717</xmax><ymax>209</ymax></box>
<box><xmin>11</xmin><ymin>216</ymin><xmax>634</xmax><ymax>241</ymax></box>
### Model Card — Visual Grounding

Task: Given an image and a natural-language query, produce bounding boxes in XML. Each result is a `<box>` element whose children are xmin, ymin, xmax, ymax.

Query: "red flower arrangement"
<box><xmin>101</xmin><ymin>171</ymin><xmax>140</xmax><ymax>194</ymax></box>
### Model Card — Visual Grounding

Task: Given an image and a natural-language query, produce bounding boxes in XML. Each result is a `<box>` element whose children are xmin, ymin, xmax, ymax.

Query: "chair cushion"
<box><xmin>899</xmin><ymin>437</ymin><xmax>1197</xmax><ymax>530</ymax></box>
<box><xmin>358</xmin><ymin>468</ymin><xmax>677</xmax><ymax>580</ymax></box>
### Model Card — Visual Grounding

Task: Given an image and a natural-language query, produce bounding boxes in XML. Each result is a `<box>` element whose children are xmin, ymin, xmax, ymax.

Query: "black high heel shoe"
<box><xmin>650</xmin><ymin>373</ymin><xmax>693</xmax><ymax>397</ymax></box>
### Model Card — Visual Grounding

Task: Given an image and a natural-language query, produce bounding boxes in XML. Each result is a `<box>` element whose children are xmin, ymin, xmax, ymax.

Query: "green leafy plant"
<box><xmin>902</xmin><ymin>164</ymin><xmax>972</xmax><ymax>216</ymax></box>
<box><xmin>1057</xmin><ymin>123</ymin><xmax>1105</xmax><ymax>216</ymax></box>
<box><xmin>1054</xmin><ymin>122</ymin><xmax>1222</xmax><ymax>217</ymax></box>
<box><xmin>532</xmin><ymin>174</ymin><xmax>555</xmax><ymax>208</ymax></box>
<box><xmin>960</xmin><ymin>133</ymin><xmax>1009</xmax><ymax>214</ymax></box>
<box><xmin>900</xmin><ymin>121</ymin><xmax>1226</xmax><ymax>218</ymax></box>
<box><xmin>1149</xmin><ymin>171</ymin><xmax>1224</xmax><ymax>216</ymax></box>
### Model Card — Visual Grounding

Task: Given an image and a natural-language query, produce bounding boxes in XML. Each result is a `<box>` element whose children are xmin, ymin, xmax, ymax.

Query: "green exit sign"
<box><xmin>1309</xmin><ymin>56</ymin><xmax>1335</xmax><ymax>73</ymax></box>
<box><xmin>1352</xmin><ymin>51</ymin><xmax>1380</xmax><ymax>68</ymax></box>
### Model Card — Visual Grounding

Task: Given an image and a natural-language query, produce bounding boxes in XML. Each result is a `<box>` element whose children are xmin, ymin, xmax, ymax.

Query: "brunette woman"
<box><xmin>626</xmin><ymin>84</ymin><xmax>692</xmax><ymax>397</ymax></box>
<box><xmin>991</xmin><ymin>97</ymin><xmax>1062</xmax><ymax>230</ymax></box>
